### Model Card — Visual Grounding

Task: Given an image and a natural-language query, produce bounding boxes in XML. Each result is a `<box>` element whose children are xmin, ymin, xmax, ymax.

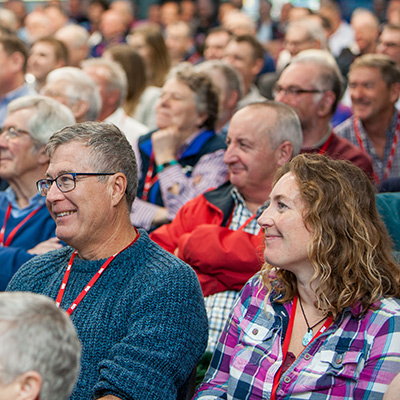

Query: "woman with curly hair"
<box><xmin>195</xmin><ymin>153</ymin><xmax>400</xmax><ymax>399</ymax></box>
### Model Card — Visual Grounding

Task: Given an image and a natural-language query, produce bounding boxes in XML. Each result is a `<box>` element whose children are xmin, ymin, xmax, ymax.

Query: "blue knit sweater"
<box><xmin>7</xmin><ymin>230</ymin><xmax>208</xmax><ymax>400</ymax></box>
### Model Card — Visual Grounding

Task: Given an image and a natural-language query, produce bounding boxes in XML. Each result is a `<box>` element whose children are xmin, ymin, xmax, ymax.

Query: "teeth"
<box><xmin>56</xmin><ymin>211</ymin><xmax>75</xmax><ymax>217</ymax></box>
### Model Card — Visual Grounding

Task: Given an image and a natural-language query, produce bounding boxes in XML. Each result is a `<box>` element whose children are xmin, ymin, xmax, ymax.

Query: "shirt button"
<box><xmin>252</xmin><ymin>328</ymin><xmax>259</xmax><ymax>335</ymax></box>
<box><xmin>304</xmin><ymin>353</ymin><xmax>311</xmax><ymax>360</ymax></box>
<box><xmin>284</xmin><ymin>376</ymin><xmax>291</xmax><ymax>383</ymax></box>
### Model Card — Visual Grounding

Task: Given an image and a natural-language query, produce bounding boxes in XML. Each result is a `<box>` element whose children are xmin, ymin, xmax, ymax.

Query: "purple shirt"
<box><xmin>195</xmin><ymin>274</ymin><xmax>400</xmax><ymax>399</ymax></box>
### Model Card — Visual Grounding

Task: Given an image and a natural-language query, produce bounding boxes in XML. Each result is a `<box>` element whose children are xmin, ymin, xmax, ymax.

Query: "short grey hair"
<box><xmin>241</xmin><ymin>101</ymin><xmax>303</xmax><ymax>156</ymax></box>
<box><xmin>166</xmin><ymin>62</ymin><xmax>219</xmax><ymax>130</ymax></box>
<box><xmin>195</xmin><ymin>59</ymin><xmax>244</xmax><ymax>101</ymax></box>
<box><xmin>290</xmin><ymin>49</ymin><xmax>344</xmax><ymax>113</ymax></box>
<box><xmin>46</xmin><ymin>122</ymin><xmax>138</xmax><ymax>208</ymax></box>
<box><xmin>82</xmin><ymin>57</ymin><xmax>128</xmax><ymax>107</ymax></box>
<box><xmin>55</xmin><ymin>24</ymin><xmax>89</xmax><ymax>49</ymax></box>
<box><xmin>45</xmin><ymin>67</ymin><xmax>102</xmax><ymax>121</ymax></box>
<box><xmin>7</xmin><ymin>95</ymin><xmax>76</xmax><ymax>150</ymax></box>
<box><xmin>0</xmin><ymin>292</ymin><xmax>81</xmax><ymax>400</ymax></box>
<box><xmin>286</xmin><ymin>18</ymin><xmax>328</xmax><ymax>50</ymax></box>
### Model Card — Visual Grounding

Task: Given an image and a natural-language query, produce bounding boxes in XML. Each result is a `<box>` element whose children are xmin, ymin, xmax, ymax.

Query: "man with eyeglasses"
<box><xmin>7</xmin><ymin>121</ymin><xmax>208</xmax><ymax>400</ymax></box>
<box><xmin>378</xmin><ymin>24</ymin><xmax>400</xmax><ymax>67</ymax></box>
<box><xmin>0</xmin><ymin>95</ymin><xmax>75</xmax><ymax>291</ymax></box>
<box><xmin>274</xmin><ymin>49</ymin><xmax>374</xmax><ymax>179</ymax></box>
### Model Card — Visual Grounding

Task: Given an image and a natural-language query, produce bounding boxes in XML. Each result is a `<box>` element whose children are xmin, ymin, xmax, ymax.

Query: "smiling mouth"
<box><xmin>55</xmin><ymin>211</ymin><xmax>76</xmax><ymax>218</ymax></box>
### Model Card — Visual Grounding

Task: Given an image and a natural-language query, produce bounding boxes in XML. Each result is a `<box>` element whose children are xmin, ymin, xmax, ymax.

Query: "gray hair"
<box><xmin>46</xmin><ymin>122</ymin><xmax>138</xmax><ymax>208</ymax></box>
<box><xmin>0</xmin><ymin>292</ymin><xmax>81</xmax><ymax>400</ymax></box>
<box><xmin>7</xmin><ymin>95</ymin><xmax>76</xmax><ymax>150</ymax></box>
<box><xmin>45</xmin><ymin>67</ymin><xmax>102</xmax><ymax>121</ymax></box>
<box><xmin>195</xmin><ymin>60</ymin><xmax>244</xmax><ymax>102</ymax></box>
<box><xmin>242</xmin><ymin>101</ymin><xmax>303</xmax><ymax>156</ymax></box>
<box><xmin>166</xmin><ymin>62</ymin><xmax>219</xmax><ymax>130</ymax></box>
<box><xmin>286</xmin><ymin>18</ymin><xmax>328</xmax><ymax>50</ymax></box>
<box><xmin>55</xmin><ymin>24</ymin><xmax>89</xmax><ymax>49</ymax></box>
<box><xmin>82</xmin><ymin>57</ymin><xmax>128</xmax><ymax>108</ymax></box>
<box><xmin>290</xmin><ymin>49</ymin><xmax>344</xmax><ymax>113</ymax></box>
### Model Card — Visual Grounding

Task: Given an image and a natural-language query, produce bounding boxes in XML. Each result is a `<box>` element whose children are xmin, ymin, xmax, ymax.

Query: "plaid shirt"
<box><xmin>195</xmin><ymin>274</ymin><xmax>400</xmax><ymax>399</ymax></box>
<box><xmin>335</xmin><ymin>111</ymin><xmax>400</xmax><ymax>182</ymax></box>
<box><xmin>204</xmin><ymin>188</ymin><xmax>263</xmax><ymax>353</ymax></box>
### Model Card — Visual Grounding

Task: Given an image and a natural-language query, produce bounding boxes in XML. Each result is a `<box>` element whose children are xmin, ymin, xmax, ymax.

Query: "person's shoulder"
<box><xmin>7</xmin><ymin>247</ymin><xmax>73</xmax><ymax>291</ymax></box>
<box><xmin>363</xmin><ymin>297</ymin><xmax>400</xmax><ymax>330</ymax></box>
<box><xmin>334</xmin><ymin>116</ymin><xmax>355</xmax><ymax>137</ymax></box>
<box><xmin>135</xmin><ymin>230</ymin><xmax>198</xmax><ymax>276</ymax></box>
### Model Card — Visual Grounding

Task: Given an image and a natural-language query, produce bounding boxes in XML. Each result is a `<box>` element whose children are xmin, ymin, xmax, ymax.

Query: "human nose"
<box><xmin>223</xmin><ymin>142</ymin><xmax>238</xmax><ymax>164</ymax></box>
<box><xmin>257</xmin><ymin>204</ymin><xmax>274</xmax><ymax>228</ymax></box>
<box><xmin>45</xmin><ymin>179</ymin><xmax>64</xmax><ymax>202</ymax></box>
<box><xmin>0</xmin><ymin>131</ymin><xmax>9</xmax><ymax>148</ymax></box>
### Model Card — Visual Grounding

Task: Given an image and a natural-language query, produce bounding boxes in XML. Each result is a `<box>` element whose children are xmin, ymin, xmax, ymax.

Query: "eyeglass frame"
<box><xmin>0</xmin><ymin>126</ymin><xmax>31</xmax><ymax>141</ymax></box>
<box><xmin>272</xmin><ymin>85</ymin><xmax>326</xmax><ymax>99</ymax></box>
<box><xmin>36</xmin><ymin>172</ymin><xmax>117</xmax><ymax>197</ymax></box>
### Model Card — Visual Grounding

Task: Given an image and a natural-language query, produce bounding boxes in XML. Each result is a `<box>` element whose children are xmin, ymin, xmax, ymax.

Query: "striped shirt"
<box><xmin>195</xmin><ymin>274</ymin><xmax>400</xmax><ymax>399</ymax></box>
<box><xmin>131</xmin><ymin>130</ymin><xmax>228</xmax><ymax>230</ymax></box>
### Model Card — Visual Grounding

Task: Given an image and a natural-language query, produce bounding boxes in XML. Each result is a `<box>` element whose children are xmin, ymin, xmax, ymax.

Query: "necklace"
<box><xmin>298</xmin><ymin>295</ymin><xmax>328</xmax><ymax>346</ymax></box>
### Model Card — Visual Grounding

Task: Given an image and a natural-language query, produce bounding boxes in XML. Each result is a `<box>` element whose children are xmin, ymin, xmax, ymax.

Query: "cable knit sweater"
<box><xmin>7</xmin><ymin>230</ymin><xmax>208</xmax><ymax>400</ymax></box>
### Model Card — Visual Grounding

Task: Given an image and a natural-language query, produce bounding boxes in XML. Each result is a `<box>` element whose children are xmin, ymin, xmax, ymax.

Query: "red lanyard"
<box><xmin>142</xmin><ymin>154</ymin><xmax>158</xmax><ymax>201</ymax></box>
<box><xmin>318</xmin><ymin>133</ymin><xmax>334</xmax><ymax>155</ymax></box>
<box><xmin>56</xmin><ymin>229</ymin><xmax>140</xmax><ymax>315</ymax></box>
<box><xmin>271</xmin><ymin>295</ymin><xmax>332</xmax><ymax>400</ymax></box>
<box><xmin>0</xmin><ymin>203</ymin><xmax>44</xmax><ymax>247</ymax></box>
<box><xmin>353</xmin><ymin>116</ymin><xmax>400</xmax><ymax>184</ymax></box>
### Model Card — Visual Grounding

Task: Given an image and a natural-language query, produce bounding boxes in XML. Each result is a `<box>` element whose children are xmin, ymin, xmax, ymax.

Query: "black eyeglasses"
<box><xmin>36</xmin><ymin>172</ymin><xmax>117</xmax><ymax>197</ymax></box>
<box><xmin>273</xmin><ymin>85</ymin><xmax>326</xmax><ymax>99</ymax></box>
<box><xmin>0</xmin><ymin>126</ymin><xmax>31</xmax><ymax>141</ymax></box>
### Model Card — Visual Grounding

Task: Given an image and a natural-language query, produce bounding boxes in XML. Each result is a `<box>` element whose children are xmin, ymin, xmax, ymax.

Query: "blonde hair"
<box><xmin>261</xmin><ymin>154</ymin><xmax>400</xmax><ymax>319</ymax></box>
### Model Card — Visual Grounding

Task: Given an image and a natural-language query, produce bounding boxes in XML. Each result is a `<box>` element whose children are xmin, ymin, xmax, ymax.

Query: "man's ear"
<box><xmin>389</xmin><ymin>82</ymin><xmax>400</xmax><ymax>104</ymax></box>
<box><xmin>276</xmin><ymin>141</ymin><xmax>293</xmax><ymax>166</ymax></box>
<box><xmin>35</xmin><ymin>145</ymin><xmax>50</xmax><ymax>166</ymax></box>
<box><xmin>16</xmin><ymin>370</ymin><xmax>42</xmax><ymax>400</ymax></box>
<box><xmin>109</xmin><ymin>172</ymin><xmax>128</xmax><ymax>207</ymax></box>
<box><xmin>251</xmin><ymin>57</ymin><xmax>264</xmax><ymax>77</ymax></box>
<box><xmin>316</xmin><ymin>90</ymin><xmax>336</xmax><ymax>118</ymax></box>
<box><xmin>70</xmin><ymin>100</ymin><xmax>90</xmax><ymax>122</ymax></box>
<box><xmin>9</xmin><ymin>51</ymin><xmax>25</xmax><ymax>74</ymax></box>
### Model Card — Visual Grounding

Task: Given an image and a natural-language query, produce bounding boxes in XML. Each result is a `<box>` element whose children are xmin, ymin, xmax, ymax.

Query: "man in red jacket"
<box><xmin>151</xmin><ymin>100</ymin><xmax>303</xmax><ymax>354</ymax></box>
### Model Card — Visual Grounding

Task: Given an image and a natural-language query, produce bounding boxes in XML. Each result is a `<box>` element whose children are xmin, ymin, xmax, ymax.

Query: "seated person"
<box><xmin>131</xmin><ymin>63</ymin><xmax>228</xmax><ymax>231</ymax></box>
<box><xmin>0</xmin><ymin>95</ymin><xmax>75</xmax><ymax>290</ymax></box>
<box><xmin>7</xmin><ymin>121</ymin><xmax>208</xmax><ymax>400</ymax></box>
<box><xmin>195</xmin><ymin>153</ymin><xmax>400</xmax><ymax>399</ymax></box>
<box><xmin>0</xmin><ymin>292</ymin><xmax>81</xmax><ymax>400</ymax></box>
<box><xmin>151</xmin><ymin>101</ymin><xmax>303</xmax><ymax>355</ymax></box>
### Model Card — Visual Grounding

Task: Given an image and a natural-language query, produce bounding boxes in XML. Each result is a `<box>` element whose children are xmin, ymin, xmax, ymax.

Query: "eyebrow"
<box><xmin>46</xmin><ymin>170</ymin><xmax>72</xmax><ymax>179</ymax></box>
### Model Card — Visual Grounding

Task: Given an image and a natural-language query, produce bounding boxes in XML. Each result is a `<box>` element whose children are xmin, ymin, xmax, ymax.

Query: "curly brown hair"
<box><xmin>261</xmin><ymin>154</ymin><xmax>400</xmax><ymax>320</ymax></box>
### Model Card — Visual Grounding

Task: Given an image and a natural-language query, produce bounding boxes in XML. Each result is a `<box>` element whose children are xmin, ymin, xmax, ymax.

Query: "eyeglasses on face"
<box><xmin>36</xmin><ymin>172</ymin><xmax>117</xmax><ymax>197</ymax></box>
<box><xmin>272</xmin><ymin>85</ymin><xmax>326</xmax><ymax>99</ymax></box>
<box><xmin>0</xmin><ymin>126</ymin><xmax>31</xmax><ymax>141</ymax></box>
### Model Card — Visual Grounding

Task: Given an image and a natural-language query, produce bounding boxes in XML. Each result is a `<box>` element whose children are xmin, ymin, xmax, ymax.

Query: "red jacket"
<box><xmin>150</xmin><ymin>182</ymin><xmax>265</xmax><ymax>297</ymax></box>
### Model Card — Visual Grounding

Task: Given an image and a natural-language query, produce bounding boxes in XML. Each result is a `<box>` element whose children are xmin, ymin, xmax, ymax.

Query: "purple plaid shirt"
<box><xmin>195</xmin><ymin>274</ymin><xmax>400</xmax><ymax>399</ymax></box>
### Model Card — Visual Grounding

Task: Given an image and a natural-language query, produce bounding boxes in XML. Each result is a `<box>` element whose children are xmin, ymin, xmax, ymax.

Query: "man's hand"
<box><xmin>27</xmin><ymin>237</ymin><xmax>63</xmax><ymax>255</ymax></box>
<box><xmin>152</xmin><ymin>126</ymin><xmax>181</xmax><ymax>165</ymax></box>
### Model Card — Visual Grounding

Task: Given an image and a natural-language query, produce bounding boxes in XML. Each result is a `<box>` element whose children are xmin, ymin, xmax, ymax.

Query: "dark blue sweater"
<box><xmin>7</xmin><ymin>230</ymin><xmax>208</xmax><ymax>400</ymax></box>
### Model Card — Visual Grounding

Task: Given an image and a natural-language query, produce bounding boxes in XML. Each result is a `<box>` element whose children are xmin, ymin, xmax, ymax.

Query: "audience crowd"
<box><xmin>1</xmin><ymin>0</ymin><xmax>400</xmax><ymax>399</ymax></box>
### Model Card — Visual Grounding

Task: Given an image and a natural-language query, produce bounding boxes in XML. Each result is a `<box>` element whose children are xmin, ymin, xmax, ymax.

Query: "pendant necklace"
<box><xmin>298</xmin><ymin>295</ymin><xmax>328</xmax><ymax>346</ymax></box>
